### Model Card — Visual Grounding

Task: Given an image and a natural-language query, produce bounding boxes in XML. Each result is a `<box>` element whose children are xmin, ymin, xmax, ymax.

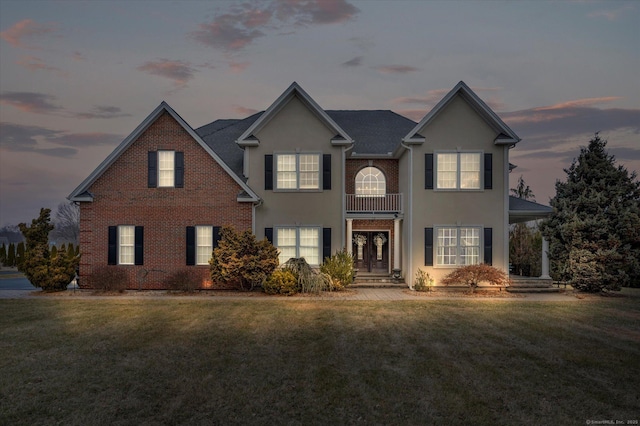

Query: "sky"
<box><xmin>0</xmin><ymin>0</ymin><xmax>638</xmax><ymax>227</ymax></box>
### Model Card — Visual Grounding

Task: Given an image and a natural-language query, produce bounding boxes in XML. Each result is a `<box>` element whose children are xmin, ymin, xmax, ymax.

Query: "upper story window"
<box><xmin>436</xmin><ymin>152</ymin><xmax>481</xmax><ymax>190</ymax></box>
<box><xmin>355</xmin><ymin>167</ymin><xmax>386</xmax><ymax>197</ymax></box>
<box><xmin>148</xmin><ymin>150</ymin><xmax>184</xmax><ymax>188</ymax></box>
<box><xmin>158</xmin><ymin>151</ymin><xmax>175</xmax><ymax>187</ymax></box>
<box><xmin>276</xmin><ymin>153</ymin><xmax>319</xmax><ymax>190</ymax></box>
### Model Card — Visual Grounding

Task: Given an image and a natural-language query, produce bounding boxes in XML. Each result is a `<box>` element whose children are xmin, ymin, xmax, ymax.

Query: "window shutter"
<box><xmin>108</xmin><ymin>226</ymin><xmax>117</xmax><ymax>265</ymax></box>
<box><xmin>186</xmin><ymin>226</ymin><xmax>195</xmax><ymax>266</ymax></box>
<box><xmin>175</xmin><ymin>152</ymin><xmax>184</xmax><ymax>188</ymax></box>
<box><xmin>425</xmin><ymin>228</ymin><xmax>434</xmax><ymax>266</ymax></box>
<box><xmin>134</xmin><ymin>226</ymin><xmax>144</xmax><ymax>265</ymax></box>
<box><xmin>484</xmin><ymin>228</ymin><xmax>493</xmax><ymax>265</ymax></box>
<box><xmin>425</xmin><ymin>154</ymin><xmax>434</xmax><ymax>189</ymax></box>
<box><xmin>484</xmin><ymin>153</ymin><xmax>492</xmax><ymax>190</ymax></box>
<box><xmin>148</xmin><ymin>151</ymin><xmax>157</xmax><ymax>188</ymax></box>
<box><xmin>265</xmin><ymin>155</ymin><xmax>273</xmax><ymax>190</ymax></box>
<box><xmin>322</xmin><ymin>154</ymin><xmax>331</xmax><ymax>190</ymax></box>
<box><xmin>213</xmin><ymin>226</ymin><xmax>221</xmax><ymax>249</ymax></box>
<box><xmin>322</xmin><ymin>228</ymin><xmax>331</xmax><ymax>262</ymax></box>
<box><xmin>265</xmin><ymin>228</ymin><xmax>273</xmax><ymax>244</ymax></box>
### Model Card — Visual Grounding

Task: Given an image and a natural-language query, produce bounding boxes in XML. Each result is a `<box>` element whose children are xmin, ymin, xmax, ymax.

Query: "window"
<box><xmin>436</xmin><ymin>152</ymin><xmax>481</xmax><ymax>190</ymax></box>
<box><xmin>119</xmin><ymin>225</ymin><xmax>135</xmax><ymax>265</ymax></box>
<box><xmin>355</xmin><ymin>167</ymin><xmax>386</xmax><ymax>197</ymax></box>
<box><xmin>276</xmin><ymin>227</ymin><xmax>320</xmax><ymax>265</ymax></box>
<box><xmin>196</xmin><ymin>226</ymin><xmax>213</xmax><ymax>265</ymax></box>
<box><xmin>436</xmin><ymin>226</ymin><xmax>480</xmax><ymax>266</ymax></box>
<box><xmin>275</xmin><ymin>153</ymin><xmax>320</xmax><ymax>190</ymax></box>
<box><xmin>158</xmin><ymin>151</ymin><xmax>175</xmax><ymax>187</ymax></box>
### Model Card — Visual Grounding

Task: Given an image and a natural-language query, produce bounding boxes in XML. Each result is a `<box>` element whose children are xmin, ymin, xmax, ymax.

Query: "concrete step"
<box><xmin>507</xmin><ymin>287</ymin><xmax>561</xmax><ymax>293</ymax></box>
<box><xmin>350</xmin><ymin>282</ymin><xmax>407</xmax><ymax>289</ymax></box>
<box><xmin>509</xmin><ymin>278</ymin><xmax>554</xmax><ymax>288</ymax></box>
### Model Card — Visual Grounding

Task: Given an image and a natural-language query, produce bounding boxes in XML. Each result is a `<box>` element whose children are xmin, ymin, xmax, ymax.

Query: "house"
<box><xmin>68</xmin><ymin>81</ymin><xmax>552</xmax><ymax>289</ymax></box>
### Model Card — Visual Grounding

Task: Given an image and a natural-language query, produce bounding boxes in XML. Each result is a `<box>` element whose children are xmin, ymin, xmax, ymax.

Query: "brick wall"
<box><xmin>78</xmin><ymin>111</ymin><xmax>252</xmax><ymax>289</ymax></box>
<box><xmin>345</xmin><ymin>159</ymin><xmax>399</xmax><ymax>194</ymax></box>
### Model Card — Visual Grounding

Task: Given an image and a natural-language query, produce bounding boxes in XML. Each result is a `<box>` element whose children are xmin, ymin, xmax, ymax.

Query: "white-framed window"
<box><xmin>276</xmin><ymin>227</ymin><xmax>320</xmax><ymax>265</ymax></box>
<box><xmin>436</xmin><ymin>152</ymin><xmax>481</xmax><ymax>190</ymax></box>
<box><xmin>196</xmin><ymin>226</ymin><xmax>213</xmax><ymax>265</ymax></box>
<box><xmin>158</xmin><ymin>150</ymin><xmax>175</xmax><ymax>187</ymax></box>
<box><xmin>355</xmin><ymin>166</ymin><xmax>386</xmax><ymax>197</ymax></box>
<box><xmin>275</xmin><ymin>153</ymin><xmax>320</xmax><ymax>190</ymax></box>
<box><xmin>118</xmin><ymin>225</ymin><xmax>135</xmax><ymax>265</ymax></box>
<box><xmin>436</xmin><ymin>226</ymin><xmax>481</xmax><ymax>266</ymax></box>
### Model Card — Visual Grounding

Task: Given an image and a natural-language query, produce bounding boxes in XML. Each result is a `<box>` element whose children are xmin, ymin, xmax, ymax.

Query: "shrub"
<box><xmin>209</xmin><ymin>227</ymin><xmax>279</xmax><ymax>291</ymax></box>
<box><xmin>320</xmin><ymin>249</ymin><xmax>354</xmax><ymax>290</ymax></box>
<box><xmin>85</xmin><ymin>266</ymin><xmax>128</xmax><ymax>293</ymax></box>
<box><xmin>263</xmin><ymin>269</ymin><xmax>298</xmax><ymax>296</ymax></box>
<box><xmin>282</xmin><ymin>258</ymin><xmax>331</xmax><ymax>294</ymax></box>
<box><xmin>164</xmin><ymin>268</ymin><xmax>201</xmax><ymax>292</ymax></box>
<box><xmin>441</xmin><ymin>264</ymin><xmax>510</xmax><ymax>293</ymax></box>
<box><xmin>414</xmin><ymin>269</ymin><xmax>434</xmax><ymax>292</ymax></box>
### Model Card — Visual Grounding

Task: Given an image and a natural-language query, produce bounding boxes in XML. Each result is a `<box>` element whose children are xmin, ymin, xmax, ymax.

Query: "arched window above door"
<box><xmin>355</xmin><ymin>166</ymin><xmax>386</xmax><ymax>197</ymax></box>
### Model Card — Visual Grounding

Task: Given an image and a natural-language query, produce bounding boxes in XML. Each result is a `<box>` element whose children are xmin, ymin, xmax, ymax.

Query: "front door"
<box><xmin>352</xmin><ymin>231</ymin><xmax>389</xmax><ymax>274</ymax></box>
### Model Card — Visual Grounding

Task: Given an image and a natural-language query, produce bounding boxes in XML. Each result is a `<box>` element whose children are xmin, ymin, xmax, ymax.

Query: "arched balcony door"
<box><xmin>355</xmin><ymin>167</ymin><xmax>386</xmax><ymax>197</ymax></box>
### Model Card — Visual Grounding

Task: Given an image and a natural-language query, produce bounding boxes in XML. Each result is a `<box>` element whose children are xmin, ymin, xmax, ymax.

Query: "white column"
<box><xmin>346</xmin><ymin>219</ymin><xmax>353</xmax><ymax>254</ymax></box>
<box><xmin>540</xmin><ymin>237</ymin><xmax>551</xmax><ymax>279</ymax></box>
<box><xmin>393</xmin><ymin>218</ymin><xmax>401</xmax><ymax>271</ymax></box>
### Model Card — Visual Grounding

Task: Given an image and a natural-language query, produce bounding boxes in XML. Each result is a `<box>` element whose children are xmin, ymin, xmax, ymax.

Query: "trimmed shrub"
<box><xmin>441</xmin><ymin>264</ymin><xmax>510</xmax><ymax>293</ymax></box>
<box><xmin>414</xmin><ymin>269</ymin><xmax>434</xmax><ymax>292</ymax></box>
<box><xmin>263</xmin><ymin>269</ymin><xmax>298</xmax><ymax>296</ymax></box>
<box><xmin>85</xmin><ymin>266</ymin><xmax>129</xmax><ymax>293</ymax></box>
<box><xmin>282</xmin><ymin>258</ymin><xmax>331</xmax><ymax>294</ymax></box>
<box><xmin>320</xmin><ymin>249</ymin><xmax>354</xmax><ymax>290</ymax></box>
<box><xmin>164</xmin><ymin>268</ymin><xmax>201</xmax><ymax>292</ymax></box>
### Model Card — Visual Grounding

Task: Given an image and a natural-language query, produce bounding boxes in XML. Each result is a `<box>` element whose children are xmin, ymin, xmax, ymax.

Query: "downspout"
<box><xmin>400</xmin><ymin>141</ymin><xmax>413</xmax><ymax>289</ymax></box>
<box><xmin>252</xmin><ymin>199</ymin><xmax>263</xmax><ymax>235</ymax></box>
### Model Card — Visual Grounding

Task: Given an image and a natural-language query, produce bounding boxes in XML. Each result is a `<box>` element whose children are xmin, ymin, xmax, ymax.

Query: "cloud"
<box><xmin>0</xmin><ymin>19</ymin><xmax>57</xmax><ymax>49</ymax></box>
<box><xmin>16</xmin><ymin>56</ymin><xmax>67</xmax><ymax>76</ymax></box>
<box><xmin>228</xmin><ymin>61</ymin><xmax>250</xmax><ymax>72</ymax></box>
<box><xmin>234</xmin><ymin>106</ymin><xmax>259</xmax><ymax>116</ymax></box>
<box><xmin>73</xmin><ymin>105</ymin><xmax>131</xmax><ymax>119</ymax></box>
<box><xmin>136</xmin><ymin>59</ymin><xmax>198</xmax><ymax>86</ymax></box>
<box><xmin>72</xmin><ymin>51</ymin><xmax>86</xmax><ymax>61</ymax></box>
<box><xmin>587</xmin><ymin>4</ymin><xmax>635</xmax><ymax>21</ymax></box>
<box><xmin>341</xmin><ymin>56</ymin><xmax>363</xmax><ymax>67</ymax></box>
<box><xmin>0</xmin><ymin>122</ymin><xmax>123</xmax><ymax>158</ymax></box>
<box><xmin>374</xmin><ymin>65</ymin><xmax>420</xmax><ymax>74</ymax></box>
<box><xmin>190</xmin><ymin>0</ymin><xmax>359</xmax><ymax>52</ymax></box>
<box><xmin>0</xmin><ymin>91</ymin><xmax>62</xmax><ymax>114</ymax></box>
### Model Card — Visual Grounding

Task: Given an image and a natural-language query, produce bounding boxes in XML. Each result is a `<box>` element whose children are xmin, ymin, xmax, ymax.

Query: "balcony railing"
<box><xmin>345</xmin><ymin>193</ymin><xmax>402</xmax><ymax>213</ymax></box>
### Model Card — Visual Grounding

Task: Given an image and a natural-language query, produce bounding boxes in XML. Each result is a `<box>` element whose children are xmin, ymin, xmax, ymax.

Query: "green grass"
<box><xmin>0</xmin><ymin>298</ymin><xmax>638</xmax><ymax>425</ymax></box>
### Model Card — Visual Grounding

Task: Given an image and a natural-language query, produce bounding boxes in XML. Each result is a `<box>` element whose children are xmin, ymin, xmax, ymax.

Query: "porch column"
<box><xmin>393</xmin><ymin>218</ymin><xmax>401</xmax><ymax>271</ymax></box>
<box><xmin>346</xmin><ymin>219</ymin><xmax>353</xmax><ymax>254</ymax></box>
<box><xmin>540</xmin><ymin>237</ymin><xmax>551</xmax><ymax>279</ymax></box>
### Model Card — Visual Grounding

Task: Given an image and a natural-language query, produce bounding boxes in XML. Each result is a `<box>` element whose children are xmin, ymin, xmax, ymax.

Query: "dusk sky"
<box><xmin>1</xmin><ymin>0</ymin><xmax>638</xmax><ymax>227</ymax></box>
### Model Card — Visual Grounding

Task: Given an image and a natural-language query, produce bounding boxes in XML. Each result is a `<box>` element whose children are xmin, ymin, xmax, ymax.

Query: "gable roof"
<box><xmin>68</xmin><ymin>102</ymin><xmax>259</xmax><ymax>203</ymax></box>
<box><xmin>236</xmin><ymin>82</ymin><xmax>353</xmax><ymax>146</ymax></box>
<box><xmin>403</xmin><ymin>81</ymin><xmax>521</xmax><ymax>145</ymax></box>
<box><xmin>509</xmin><ymin>196</ymin><xmax>552</xmax><ymax>223</ymax></box>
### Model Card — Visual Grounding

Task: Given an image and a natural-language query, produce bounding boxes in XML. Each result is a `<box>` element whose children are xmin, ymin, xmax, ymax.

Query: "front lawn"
<box><xmin>0</xmin><ymin>298</ymin><xmax>638</xmax><ymax>425</ymax></box>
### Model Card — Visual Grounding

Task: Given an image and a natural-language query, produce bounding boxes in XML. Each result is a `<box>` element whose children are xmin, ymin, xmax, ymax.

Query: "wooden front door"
<box><xmin>352</xmin><ymin>231</ymin><xmax>389</xmax><ymax>274</ymax></box>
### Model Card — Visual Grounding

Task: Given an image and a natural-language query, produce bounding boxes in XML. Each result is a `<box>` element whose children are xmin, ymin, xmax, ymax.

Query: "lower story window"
<box><xmin>276</xmin><ymin>227</ymin><xmax>320</xmax><ymax>265</ymax></box>
<box><xmin>436</xmin><ymin>226</ymin><xmax>480</xmax><ymax>266</ymax></box>
<box><xmin>196</xmin><ymin>226</ymin><xmax>213</xmax><ymax>265</ymax></box>
<box><xmin>119</xmin><ymin>225</ymin><xmax>135</xmax><ymax>265</ymax></box>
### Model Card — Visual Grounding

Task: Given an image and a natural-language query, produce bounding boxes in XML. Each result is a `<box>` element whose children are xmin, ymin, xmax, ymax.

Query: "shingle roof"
<box><xmin>509</xmin><ymin>196</ymin><xmax>552</xmax><ymax>212</ymax></box>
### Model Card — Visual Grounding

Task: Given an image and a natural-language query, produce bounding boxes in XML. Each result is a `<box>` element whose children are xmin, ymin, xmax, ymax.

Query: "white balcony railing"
<box><xmin>345</xmin><ymin>193</ymin><xmax>402</xmax><ymax>213</ymax></box>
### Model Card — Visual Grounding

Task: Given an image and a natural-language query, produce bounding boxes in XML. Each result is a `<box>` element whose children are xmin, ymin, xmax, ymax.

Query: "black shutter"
<box><xmin>425</xmin><ymin>228</ymin><xmax>434</xmax><ymax>266</ymax></box>
<box><xmin>425</xmin><ymin>154</ymin><xmax>434</xmax><ymax>189</ymax></box>
<box><xmin>175</xmin><ymin>152</ymin><xmax>184</xmax><ymax>188</ymax></box>
<box><xmin>265</xmin><ymin>228</ymin><xmax>273</xmax><ymax>244</ymax></box>
<box><xmin>134</xmin><ymin>226</ymin><xmax>144</xmax><ymax>265</ymax></box>
<box><xmin>186</xmin><ymin>226</ymin><xmax>195</xmax><ymax>265</ymax></box>
<box><xmin>322</xmin><ymin>228</ymin><xmax>331</xmax><ymax>262</ymax></box>
<box><xmin>322</xmin><ymin>154</ymin><xmax>331</xmax><ymax>190</ymax></box>
<box><xmin>108</xmin><ymin>226</ymin><xmax>117</xmax><ymax>265</ymax></box>
<box><xmin>213</xmin><ymin>226</ymin><xmax>221</xmax><ymax>248</ymax></box>
<box><xmin>484</xmin><ymin>228</ymin><xmax>493</xmax><ymax>265</ymax></box>
<box><xmin>265</xmin><ymin>155</ymin><xmax>273</xmax><ymax>190</ymax></box>
<box><xmin>484</xmin><ymin>153</ymin><xmax>492</xmax><ymax>190</ymax></box>
<box><xmin>148</xmin><ymin>151</ymin><xmax>157</xmax><ymax>188</ymax></box>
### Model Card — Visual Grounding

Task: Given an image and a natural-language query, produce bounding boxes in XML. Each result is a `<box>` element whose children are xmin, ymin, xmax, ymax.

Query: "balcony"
<box><xmin>345</xmin><ymin>193</ymin><xmax>402</xmax><ymax>213</ymax></box>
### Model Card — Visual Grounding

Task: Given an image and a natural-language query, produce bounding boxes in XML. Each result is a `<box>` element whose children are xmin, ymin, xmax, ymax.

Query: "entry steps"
<box><xmin>352</xmin><ymin>274</ymin><xmax>406</xmax><ymax>288</ymax></box>
<box><xmin>507</xmin><ymin>277</ymin><xmax>560</xmax><ymax>293</ymax></box>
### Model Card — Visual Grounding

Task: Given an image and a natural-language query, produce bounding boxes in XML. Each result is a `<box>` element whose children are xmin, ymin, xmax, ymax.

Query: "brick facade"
<box><xmin>78</xmin><ymin>112</ymin><xmax>252</xmax><ymax>289</ymax></box>
<box><xmin>345</xmin><ymin>159</ymin><xmax>399</xmax><ymax>194</ymax></box>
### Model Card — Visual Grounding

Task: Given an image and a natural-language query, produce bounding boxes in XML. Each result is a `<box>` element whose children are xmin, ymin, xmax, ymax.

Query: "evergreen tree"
<box><xmin>541</xmin><ymin>134</ymin><xmax>640</xmax><ymax>291</ymax></box>
<box><xmin>16</xmin><ymin>242</ymin><xmax>25</xmax><ymax>267</ymax></box>
<box><xmin>0</xmin><ymin>244</ymin><xmax>6</xmax><ymax>266</ymax></box>
<box><xmin>18</xmin><ymin>208</ymin><xmax>80</xmax><ymax>291</ymax></box>
<box><xmin>7</xmin><ymin>243</ymin><xmax>15</xmax><ymax>267</ymax></box>
<box><xmin>50</xmin><ymin>245</ymin><xmax>58</xmax><ymax>259</ymax></box>
<box><xmin>67</xmin><ymin>243</ymin><xmax>75</xmax><ymax>258</ymax></box>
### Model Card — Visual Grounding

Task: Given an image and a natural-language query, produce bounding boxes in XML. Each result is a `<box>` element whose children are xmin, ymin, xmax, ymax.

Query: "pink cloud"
<box><xmin>374</xmin><ymin>65</ymin><xmax>420</xmax><ymax>74</ymax></box>
<box><xmin>136</xmin><ymin>59</ymin><xmax>198</xmax><ymax>86</ymax></box>
<box><xmin>16</xmin><ymin>56</ymin><xmax>67</xmax><ymax>76</ymax></box>
<box><xmin>234</xmin><ymin>106</ymin><xmax>259</xmax><ymax>116</ymax></box>
<box><xmin>0</xmin><ymin>19</ymin><xmax>57</xmax><ymax>49</ymax></box>
<box><xmin>228</xmin><ymin>61</ymin><xmax>250</xmax><ymax>72</ymax></box>
<box><xmin>587</xmin><ymin>4</ymin><xmax>634</xmax><ymax>21</ymax></box>
<box><xmin>0</xmin><ymin>91</ymin><xmax>62</xmax><ymax>114</ymax></box>
<box><xmin>534</xmin><ymin>97</ymin><xmax>622</xmax><ymax>111</ymax></box>
<box><xmin>190</xmin><ymin>8</ymin><xmax>267</xmax><ymax>51</ymax></box>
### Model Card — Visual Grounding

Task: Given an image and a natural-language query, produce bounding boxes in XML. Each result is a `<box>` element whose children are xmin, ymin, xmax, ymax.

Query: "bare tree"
<box><xmin>52</xmin><ymin>201</ymin><xmax>80</xmax><ymax>245</ymax></box>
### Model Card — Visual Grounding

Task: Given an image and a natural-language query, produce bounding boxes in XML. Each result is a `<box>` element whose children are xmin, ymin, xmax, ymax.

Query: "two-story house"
<box><xmin>69</xmin><ymin>81</ymin><xmax>551</xmax><ymax>289</ymax></box>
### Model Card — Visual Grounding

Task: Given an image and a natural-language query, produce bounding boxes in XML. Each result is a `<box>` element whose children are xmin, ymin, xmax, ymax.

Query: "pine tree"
<box><xmin>541</xmin><ymin>134</ymin><xmax>640</xmax><ymax>291</ymax></box>
<box><xmin>18</xmin><ymin>208</ymin><xmax>80</xmax><ymax>291</ymax></box>
<box><xmin>15</xmin><ymin>242</ymin><xmax>25</xmax><ymax>268</ymax></box>
<box><xmin>50</xmin><ymin>245</ymin><xmax>58</xmax><ymax>259</ymax></box>
<box><xmin>7</xmin><ymin>243</ymin><xmax>15</xmax><ymax>267</ymax></box>
<box><xmin>0</xmin><ymin>244</ymin><xmax>6</xmax><ymax>266</ymax></box>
